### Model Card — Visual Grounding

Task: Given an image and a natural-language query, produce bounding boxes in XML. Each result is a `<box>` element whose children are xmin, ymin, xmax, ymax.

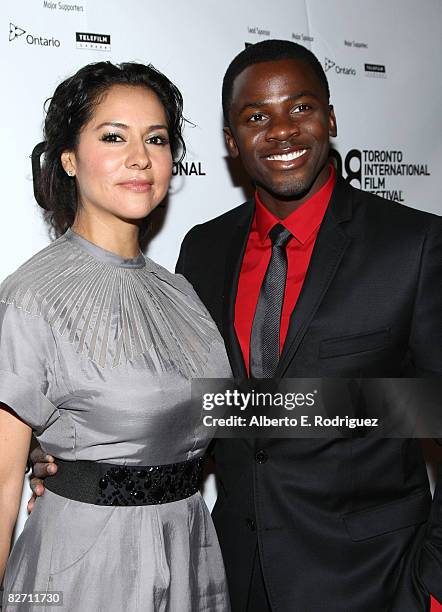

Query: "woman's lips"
<box><xmin>118</xmin><ymin>180</ymin><xmax>153</xmax><ymax>193</ymax></box>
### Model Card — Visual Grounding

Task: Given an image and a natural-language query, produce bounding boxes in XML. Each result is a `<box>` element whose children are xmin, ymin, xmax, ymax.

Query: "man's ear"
<box><xmin>60</xmin><ymin>150</ymin><xmax>77</xmax><ymax>176</ymax></box>
<box><xmin>328</xmin><ymin>105</ymin><xmax>337</xmax><ymax>138</ymax></box>
<box><xmin>223</xmin><ymin>127</ymin><xmax>239</xmax><ymax>159</ymax></box>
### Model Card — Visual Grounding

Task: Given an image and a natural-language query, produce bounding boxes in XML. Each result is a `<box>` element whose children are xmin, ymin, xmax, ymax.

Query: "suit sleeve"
<box><xmin>409</xmin><ymin>215</ymin><xmax>442</xmax><ymax>376</ymax></box>
<box><xmin>175</xmin><ymin>225</ymin><xmax>201</xmax><ymax>279</ymax></box>
<box><xmin>175</xmin><ymin>232</ymin><xmax>189</xmax><ymax>276</ymax></box>
<box><xmin>408</xmin><ymin>216</ymin><xmax>442</xmax><ymax>601</ymax></box>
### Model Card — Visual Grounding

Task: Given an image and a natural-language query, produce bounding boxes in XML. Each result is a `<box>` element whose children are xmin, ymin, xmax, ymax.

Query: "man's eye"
<box><xmin>101</xmin><ymin>132</ymin><xmax>123</xmax><ymax>143</ymax></box>
<box><xmin>248</xmin><ymin>113</ymin><xmax>266</xmax><ymax>122</ymax></box>
<box><xmin>293</xmin><ymin>104</ymin><xmax>311</xmax><ymax>113</ymax></box>
<box><xmin>147</xmin><ymin>135</ymin><xmax>170</xmax><ymax>145</ymax></box>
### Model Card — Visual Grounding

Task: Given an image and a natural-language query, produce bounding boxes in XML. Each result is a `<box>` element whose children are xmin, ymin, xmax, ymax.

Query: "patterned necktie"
<box><xmin>250</xmin><ymin>224</ymin><xmax>293</xmax><ymax>379</ymax></box>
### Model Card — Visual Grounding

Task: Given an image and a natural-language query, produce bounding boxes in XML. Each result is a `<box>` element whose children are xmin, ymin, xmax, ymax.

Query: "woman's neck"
<box><xmin>71</xmin><ymin>212</ymin><xmax>140</xmax><ymax>258</ymax></box>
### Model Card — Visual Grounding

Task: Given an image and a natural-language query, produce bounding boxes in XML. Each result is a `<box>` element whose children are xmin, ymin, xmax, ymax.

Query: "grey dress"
<box><xmin>0</xmin><ymin>229</ymin><xmax>232</xmax><ymax>612</ymax></box>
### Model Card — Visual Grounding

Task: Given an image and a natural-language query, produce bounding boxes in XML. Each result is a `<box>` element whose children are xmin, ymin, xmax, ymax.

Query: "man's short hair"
<box><xmin>222</xmin><ymin>39</ymin><xmax>330</xmax><ymax>126</ymax></box>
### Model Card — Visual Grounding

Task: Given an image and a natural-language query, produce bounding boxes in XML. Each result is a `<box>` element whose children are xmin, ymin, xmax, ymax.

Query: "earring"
<box><xmin>67</xmin><ymin>170</ymin><xmax>74</xmax><ymax>177</ymax></box>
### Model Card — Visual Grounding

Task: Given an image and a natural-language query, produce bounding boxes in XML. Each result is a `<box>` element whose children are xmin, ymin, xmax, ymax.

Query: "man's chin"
<box><xmin>258</xmin><ymin>178</ymin><xmax>313</xmax><ymax>203</ymax></box>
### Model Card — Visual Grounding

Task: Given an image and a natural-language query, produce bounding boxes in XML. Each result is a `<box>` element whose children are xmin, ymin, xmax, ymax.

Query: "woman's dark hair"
<box><xmin>39</xmin><ymin>61</ymin><xmax>186</xmax><ymax>243</ymax></box>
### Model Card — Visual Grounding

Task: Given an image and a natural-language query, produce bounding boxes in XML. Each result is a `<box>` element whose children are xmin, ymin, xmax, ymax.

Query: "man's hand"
<box><xmin>27</xmin><ymin>447</ymin><xmax>57</xmax><ymax>513</ymax></box>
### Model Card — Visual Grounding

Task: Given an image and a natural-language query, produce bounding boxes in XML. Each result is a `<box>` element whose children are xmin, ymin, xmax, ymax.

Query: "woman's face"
<box><xmin>63</xmin><ymin>84</ymin><xmax>173</xmax><ymax>225</ymax></box>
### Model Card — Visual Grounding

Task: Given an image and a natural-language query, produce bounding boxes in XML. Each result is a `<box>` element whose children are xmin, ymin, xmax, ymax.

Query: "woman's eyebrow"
<box><xmin>94</xmin><ymin>121</ymin><xmax>169</xmax><ymax>131</ymax></box>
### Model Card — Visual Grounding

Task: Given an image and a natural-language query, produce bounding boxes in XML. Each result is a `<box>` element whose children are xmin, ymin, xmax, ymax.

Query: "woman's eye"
<box><xmin>101</xmin><ymin>132</ymin><xmax>123</xmax><ymax>143</ymax></box>
<box><xmin>147</xmin><ymin>135</ymin><xmax>170</xmax><ymax>145</ymax></box>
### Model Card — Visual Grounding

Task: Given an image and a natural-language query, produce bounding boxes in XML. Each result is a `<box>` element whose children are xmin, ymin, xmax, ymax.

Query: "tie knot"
<box><xmin>269</xmin><ymin>224</ymin><xmax>292</xmax><ymax>248</ymax></box>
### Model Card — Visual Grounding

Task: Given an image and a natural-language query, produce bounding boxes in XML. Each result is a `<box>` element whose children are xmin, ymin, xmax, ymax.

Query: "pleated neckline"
<box><xmin>0</xmin><ymin>231</ymin><xmax>222</xmax><ymax>374</ymax></box>
<box><xmin>65</xmin><ymin>228</ymin><xmax>146</xmax><ymax>269</ymax></box>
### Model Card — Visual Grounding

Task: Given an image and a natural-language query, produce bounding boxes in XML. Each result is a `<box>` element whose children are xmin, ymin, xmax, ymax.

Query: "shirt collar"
<box><xmin>254</xmin><ymin>163</ymin><xmax>337</xmax><ymax>245</ymax></box>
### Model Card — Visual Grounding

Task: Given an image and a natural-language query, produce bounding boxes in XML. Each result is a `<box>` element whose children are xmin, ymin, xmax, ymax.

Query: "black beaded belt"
<box><xmin>45</xmin><ymin>456</ymin><xmax>206</xmax><ymax>506</ymax></box>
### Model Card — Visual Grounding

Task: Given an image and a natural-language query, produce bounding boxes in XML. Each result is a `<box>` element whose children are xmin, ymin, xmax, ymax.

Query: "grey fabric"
<box><xmin>0</xmin><ymin>229</ymin><xmax>232</xmax><ymax>611</ymax></box>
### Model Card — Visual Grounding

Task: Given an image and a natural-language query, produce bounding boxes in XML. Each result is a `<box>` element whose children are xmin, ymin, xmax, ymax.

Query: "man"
<box><xmin>30</xmin><ymin>41</ymin><xmax>441</xmax><ymax>611</ymax></box>
<box><xmin>175</xmin><ymin>40</ymin><xmax>442</xmax><ymax>612</ymax></box>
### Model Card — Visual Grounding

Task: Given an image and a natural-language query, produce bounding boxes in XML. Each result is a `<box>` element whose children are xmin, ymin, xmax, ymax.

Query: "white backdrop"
<box><xmin>1</xmin><ymin>0</ymin><xmax>441</xmax><ymax>540</ymax></box>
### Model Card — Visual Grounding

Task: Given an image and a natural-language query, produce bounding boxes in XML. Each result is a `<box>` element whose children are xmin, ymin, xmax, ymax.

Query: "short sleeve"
<box><xmin>0</xmin><ymin>302</ymin><xmax>59</xmax><ymax>434</ymax></box>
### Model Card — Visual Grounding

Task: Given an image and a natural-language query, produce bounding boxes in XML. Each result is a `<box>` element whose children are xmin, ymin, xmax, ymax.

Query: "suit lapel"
<box><xmin>222</xmin><ymin>200</ymin><xmax>255</xmax><ymax>379</ymax></box>
<box><xmin>276</xmin><ymin>177</ymin><xmax>353</xmax><ymax>377</ymax></box>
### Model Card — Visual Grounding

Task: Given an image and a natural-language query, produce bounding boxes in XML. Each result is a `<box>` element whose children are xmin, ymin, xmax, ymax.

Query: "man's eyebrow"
<box><xmin>94</xmin><ymin>121</ymin><xmax>169</xmax><ymax>131</ymax></box>
<box><xmin>238</xmin><ymin>91</ymin><xmax>320</xmax><ymax>113</ymax></box>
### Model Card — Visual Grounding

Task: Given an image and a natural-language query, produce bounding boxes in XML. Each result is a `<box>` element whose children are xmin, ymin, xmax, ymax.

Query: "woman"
<box><xmin>0</xmin><ymin>62</ymin><xmax>231</xmax><ymax>611</ymax></box>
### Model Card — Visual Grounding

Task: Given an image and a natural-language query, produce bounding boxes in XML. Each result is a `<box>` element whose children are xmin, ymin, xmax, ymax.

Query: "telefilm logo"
<box><xmin>324</xmin><ymin>57</ymin><xmax>356</xmax><ymax>76</ymax></box>
<box><xmin>365</xmin><ymin>63</ymin><xmax>387</xmax><ymax>78</ymax></box>
<box><xmin>9</xmin><ymin>22</ymin><xmax>60</xmax><ymax>47</ymax></box>
<box><xmin>76</xmin><ymin>32</ymin><xmax>111</xmax><ymax>51</ymax></box>
<box><xmin>330</xmin><ymin>148</ymin><xmax>431</xmax><ymax>202</ymax></box>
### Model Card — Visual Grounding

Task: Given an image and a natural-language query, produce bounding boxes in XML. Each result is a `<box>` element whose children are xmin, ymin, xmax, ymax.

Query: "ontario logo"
<box><xmin>324</xmin><ymin>57</ymin><xmax>356</xmax><ymax>76</ymax></box>
<box><xmin>9</xmin><ymin>22</ymin><xmax>60</xmax><ymax>47</ymax></box>
<box><xmin>324</xmin><ymin>57</ymin><xmax>335</xmax><ymax>72</ymax></box>
<box><xmin>9</xmin><ymin>23</ymin><xmax>25</xmax><ymax>41</ymax></box>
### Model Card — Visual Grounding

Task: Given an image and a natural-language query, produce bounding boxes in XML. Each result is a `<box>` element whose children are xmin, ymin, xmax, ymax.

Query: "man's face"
<box><xmin>224</xmin><ymin>58</ymin><xmax>337</xmax><ymax>217</ymax></box>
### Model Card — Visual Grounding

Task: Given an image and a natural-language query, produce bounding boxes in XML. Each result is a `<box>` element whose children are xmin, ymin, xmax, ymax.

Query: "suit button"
<box><xmin>255</xmin><ymin>450</ymin><xmax>268</xmax><ymax>464</ymax></box>
<box><xmin>246</xmin><ymin>518</ymin><xmax>256</xmax><ymax>531</ymax></box>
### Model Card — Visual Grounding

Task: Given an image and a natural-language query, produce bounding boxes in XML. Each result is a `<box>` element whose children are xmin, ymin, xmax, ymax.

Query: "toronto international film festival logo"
<box><xmin>330</xmin><ymin>148</ymin><xmax>430</xmax><ymax>203</ymax></box>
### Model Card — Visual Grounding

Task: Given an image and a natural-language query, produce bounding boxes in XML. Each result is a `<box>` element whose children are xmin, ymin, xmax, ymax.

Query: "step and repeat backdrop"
<box><xmin>1</xmin><ymin>0</ymin><xmax>441</xmax><ymax>536</ymax></box>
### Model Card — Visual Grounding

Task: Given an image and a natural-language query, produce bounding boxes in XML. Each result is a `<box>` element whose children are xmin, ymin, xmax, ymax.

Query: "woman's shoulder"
<box><xmin>0</xmin><ymin>234</ymin><xmax>72</xmax><ymax>312</ymax></box>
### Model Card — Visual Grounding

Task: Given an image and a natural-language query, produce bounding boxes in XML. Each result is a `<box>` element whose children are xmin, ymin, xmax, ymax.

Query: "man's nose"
<box><xmin>266</xmin><ymin>115</ymin><xmax>301</xmax><ymax>142</ymax></box>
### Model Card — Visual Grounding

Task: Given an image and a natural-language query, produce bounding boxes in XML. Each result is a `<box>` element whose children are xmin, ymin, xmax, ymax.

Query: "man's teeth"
<box><xmin>267</xmin><ymin>149</ymin><xmax>307</xmax><ymax>161</ymax></box>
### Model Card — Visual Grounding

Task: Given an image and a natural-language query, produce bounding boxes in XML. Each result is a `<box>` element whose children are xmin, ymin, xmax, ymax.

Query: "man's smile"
<box><xmin>264</xmin><ymin>148</ymin><xmax>308</xmax><ymax>161</ymax></box>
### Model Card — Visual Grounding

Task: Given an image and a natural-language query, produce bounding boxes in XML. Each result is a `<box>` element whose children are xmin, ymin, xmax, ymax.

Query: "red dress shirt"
<box><xmin>234</xmin><ymin>164</ymin><xmax>336</xmax><ymax>373</ymax></box>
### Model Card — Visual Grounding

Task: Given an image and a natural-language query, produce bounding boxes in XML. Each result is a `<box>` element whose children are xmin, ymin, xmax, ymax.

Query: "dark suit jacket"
<box><xmin>176</xmin><ymin>177</ymin><xmax>442</xmax><ymax>612</ymax></box>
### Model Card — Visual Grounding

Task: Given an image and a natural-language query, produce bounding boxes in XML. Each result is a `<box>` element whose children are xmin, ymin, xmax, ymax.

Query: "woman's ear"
<box><xmin>61</xmin><ymin>150</ymin><xmax>76</xmax><ymax>177</ymax></box>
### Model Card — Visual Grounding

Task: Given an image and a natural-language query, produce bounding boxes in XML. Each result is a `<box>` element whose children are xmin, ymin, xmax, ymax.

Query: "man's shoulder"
<box><xmin>349</xmin><ymin>182</ymin><xmax>440</xmax><ymax>231</ymax></box>
<box><xmin>184</xmin><ymin>200</ymin><xmax>253</xmax><ymax>243</ymax></box>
